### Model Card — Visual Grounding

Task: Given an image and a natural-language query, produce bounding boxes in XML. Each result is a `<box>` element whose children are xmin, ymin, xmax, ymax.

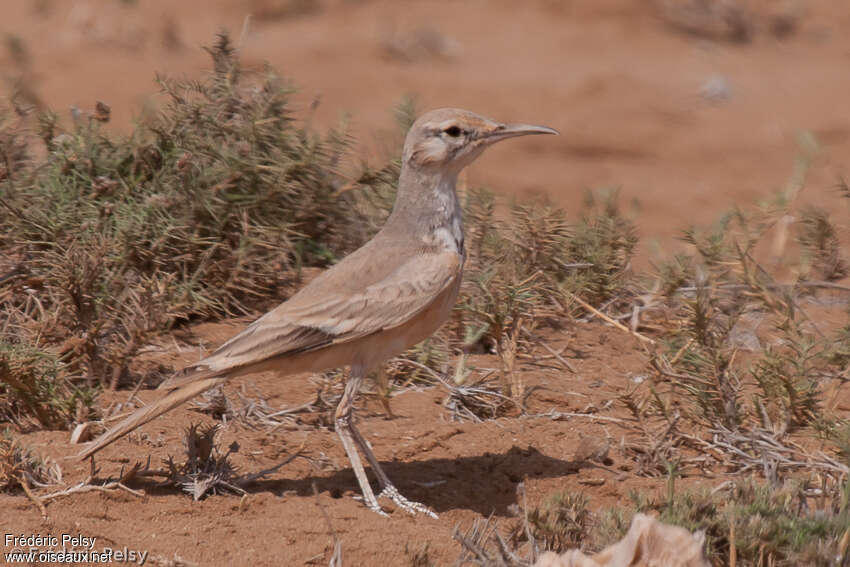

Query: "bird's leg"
<box><xmin>335</xmin><ymin>366</ymin><xmax>386</xmax><ymax>516</ymax></box>
<box><xmin>373</xmin><ymin>366</ymin><xmax>395</xmax><ymax>419</ymax></box>
<box><xmin>349</xmin><ymin>421</ymin><xmax>438</xmax><ymax>518</ymax></box>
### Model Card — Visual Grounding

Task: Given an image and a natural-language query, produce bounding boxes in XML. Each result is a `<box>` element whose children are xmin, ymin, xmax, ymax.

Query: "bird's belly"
<box><xmin>370</xmin><ymin>274</ymin><xmax>462</xmax><ymax>362</ymax></box>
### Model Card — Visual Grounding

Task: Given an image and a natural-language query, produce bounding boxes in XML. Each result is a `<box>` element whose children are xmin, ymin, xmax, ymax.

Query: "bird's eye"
<box><xmin>443</xmin><ymin>126</ymin><xmax>462</xmax><ymax>137</ymax></box>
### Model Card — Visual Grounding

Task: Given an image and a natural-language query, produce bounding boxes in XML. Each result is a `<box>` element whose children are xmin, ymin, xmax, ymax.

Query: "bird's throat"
<box><xmin>387</xmin><ymin>168</ymin><xmax>466</xmax><ymax>258</ymax></box>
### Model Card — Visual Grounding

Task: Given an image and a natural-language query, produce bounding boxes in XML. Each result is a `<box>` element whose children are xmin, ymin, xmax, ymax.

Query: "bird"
<box><xmin>79</xmin><ymin>108</ymin><xmax>558</xmax><ymax>517</ymax></box>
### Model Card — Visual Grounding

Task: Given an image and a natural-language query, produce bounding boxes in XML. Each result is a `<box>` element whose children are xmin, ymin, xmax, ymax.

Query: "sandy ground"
<box><xmin>7</xmin><ymin>323</ymin><xmax>674</xmax><ymax>566</ymax></box>
<box><xmin>2</xmin><ymin>1</ymin><xmax>850</xmax><ymax>565</ymax></box>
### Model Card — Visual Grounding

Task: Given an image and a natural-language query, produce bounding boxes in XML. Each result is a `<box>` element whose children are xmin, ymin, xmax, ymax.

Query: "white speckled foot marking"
<box><xmin>360</xmin><ymin>497</ymin><xmax>389</xmax><ymax>518</ymax></box>
<box><xmin>378</xmin><ymin>485</ymin><xmax>438</xmax><ymax>519</ymax></box>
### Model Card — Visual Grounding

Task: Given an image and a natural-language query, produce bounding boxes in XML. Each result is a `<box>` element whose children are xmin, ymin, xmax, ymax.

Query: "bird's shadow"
<box><xmin>133</xmin><ymin>445</ymin><xmax>581</xmax><ymax>516</ymax></box>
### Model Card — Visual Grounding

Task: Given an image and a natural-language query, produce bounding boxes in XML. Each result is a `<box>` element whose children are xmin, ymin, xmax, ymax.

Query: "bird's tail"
<box><xmin>157</xmin><ymin>362</ymin><xmax>222</xmax><ymax>391</ymax></box>
<box><xmin>78</xmin><ymin>375</ymin><xmax>228</xmax><ymax>460</ymax></box>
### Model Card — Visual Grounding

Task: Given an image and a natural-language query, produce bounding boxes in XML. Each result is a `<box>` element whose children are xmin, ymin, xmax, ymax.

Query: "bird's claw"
<box><xmin>368</xmin><ymin>502</ymin><xmax>390</xmax><ymax>518</ymax></box>
<box><xmin>352</xmin><ymin>493</ymin><xmax>390</xmax><ymax>517</ymax></box>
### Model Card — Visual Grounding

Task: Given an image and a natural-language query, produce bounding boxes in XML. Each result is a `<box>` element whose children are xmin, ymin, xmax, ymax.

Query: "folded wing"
<box><xmin>161</xmin><ymin>249</ymin><xmax>462</xmax><ymax>388</ymax></box>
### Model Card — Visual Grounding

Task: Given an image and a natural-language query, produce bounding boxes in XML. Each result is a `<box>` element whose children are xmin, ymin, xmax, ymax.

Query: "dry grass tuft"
<box><xmin>0</xmin><ymin>429</ymin><xmax>61</xmax><ymax>492</ymax></box>
<box><xmin>162</xmin><ymin>423</ymin><xmax>241</xmax><ymax>500</ymax></box>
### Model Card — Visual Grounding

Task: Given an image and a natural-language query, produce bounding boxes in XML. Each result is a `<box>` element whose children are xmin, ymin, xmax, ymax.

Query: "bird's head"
<box><xmin>402</xmin><ymin>108</ymin><xmax>558</xmax><ymax>174</ymax></box>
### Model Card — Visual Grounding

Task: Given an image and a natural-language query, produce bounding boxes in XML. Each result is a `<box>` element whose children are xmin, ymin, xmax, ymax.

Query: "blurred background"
<box><xmin>2</xmin><ymin>0</ymin><xmax>849</xmax><ymax>262</ymax></box>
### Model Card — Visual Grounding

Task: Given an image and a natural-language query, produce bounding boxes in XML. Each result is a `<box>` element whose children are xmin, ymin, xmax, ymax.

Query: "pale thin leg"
<box><xmin>335</xmin><ymin>366</ymin><xmax>386</xmax><ymax>516</ymax></box>
<box><xmin>374</xmin><ymin>366</ymin><xmax>395</xmax><ymax>419</ymax></box>
<box><xmin>349</xmin><ymin>421</ymin><xmax>438</xmax><ymax>518</ymax></box>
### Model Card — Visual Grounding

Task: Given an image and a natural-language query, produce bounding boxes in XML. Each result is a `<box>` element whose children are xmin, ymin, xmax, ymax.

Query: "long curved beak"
<box><xmin>483</xmin><ymin>123</ymin><xmax>559</xmax><ymax>144</ymax></box>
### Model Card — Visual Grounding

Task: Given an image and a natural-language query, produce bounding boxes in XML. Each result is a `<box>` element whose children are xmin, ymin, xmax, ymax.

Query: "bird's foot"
<box><xmin>368</xmin><ymin>501</ymin><xmax>390</xmax><ymax>518</ymax></box>
<box><xmin>377</xmin><ymin>485</ymin><xmax>438</xmax><ymax>519</ymax></box>
<box><xmin>353</xmin><ymin>494</ymin><xmax>390</xmax><ymax>517</ymax></box>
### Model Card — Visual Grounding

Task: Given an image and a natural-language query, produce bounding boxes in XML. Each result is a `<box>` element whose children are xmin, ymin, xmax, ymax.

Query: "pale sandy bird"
<box><xmin>79</xmin><ymin>108</ymin><xmax>557</xmax><ymax>516</ymax></box>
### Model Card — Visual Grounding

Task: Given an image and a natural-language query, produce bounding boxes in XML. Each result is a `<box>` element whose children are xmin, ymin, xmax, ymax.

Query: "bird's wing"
<box><xmin>159</xmin><ymin>250</ymin><xmax>461</xmax><ymax>389</ymax></box>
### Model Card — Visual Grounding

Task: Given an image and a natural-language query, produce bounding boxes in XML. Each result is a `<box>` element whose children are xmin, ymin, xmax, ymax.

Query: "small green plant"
<box><xmin>562</xmin><ymin>188</ymin><xmax>638</xmax><ymax>306</ymax></box>
<box><xmin>519</xmin><ymin>491</ymin><xmax>592</xmax><ymax>553</ymax></box>
<box><xmin>750</xmin><ymin>337</ymin><xmax>823</xmax><ymax>433</ymax></box>
<box><xmin>797</xmin><ymin>206</ymin><xmax>847</xmax><ymax>281</ymax></box>
<box><xmin>667</xmin><ymin>281</ymin><xmax>744</xmax><ymax>430</ymax></box>
<box><xmin>0</xmin><ymin>429</ymin><xmax>60</xmax><ymax>492</ymax></box>
<box><xmin>0</xmin><ymin>340</ymin><xmax>97</xmax><ymax>429</ymax></box>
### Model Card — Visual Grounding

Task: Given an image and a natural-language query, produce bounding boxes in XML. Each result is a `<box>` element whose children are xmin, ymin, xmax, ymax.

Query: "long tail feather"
<box><xmin>157</xmin><ymin>363</ymin><xmax>227</xmax><ymax>391</ymax></box>
<box><xmin>78</xmin><ymin>376</ymin><xmax>228</xmax><ymax>459</ymax></box>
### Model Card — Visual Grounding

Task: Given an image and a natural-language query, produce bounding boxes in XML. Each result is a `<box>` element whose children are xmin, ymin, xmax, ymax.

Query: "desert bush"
<box><xmin>648</xmin><ymin>191</ymin><xmax>848</xmax><ymax>435</ymax></box>
<box><xmin>0</xmin><ymin>340</ymin><xmax>97</xmax><ymax>429</ymax></box>
<box><xmin>456</xmin><ymin>480</ymin><xmax>850</xmax><ymax>567</ymax></box>
<box><xmin>454</xmin><ymin>188</ymin><xmax>637</xmax><ymax>404</ymax></box>
<box><xmin>621</xmin><ymin>481</ymin><xmax>850</xmax><ymax>566</ymax></box>
<box><xmin>458</xmin><ymin>192</ymin><xmax>564</xmax><ymax>399</ymax></box>
<box><xmin>561</xmin><ymin>188</ymin><xmax>638</xmax><ymax>306</ymax></box>
<box><xmin>0</xmin><ymin>32</ymin><xmax>363</xmax><ymax>390</ymax></box>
